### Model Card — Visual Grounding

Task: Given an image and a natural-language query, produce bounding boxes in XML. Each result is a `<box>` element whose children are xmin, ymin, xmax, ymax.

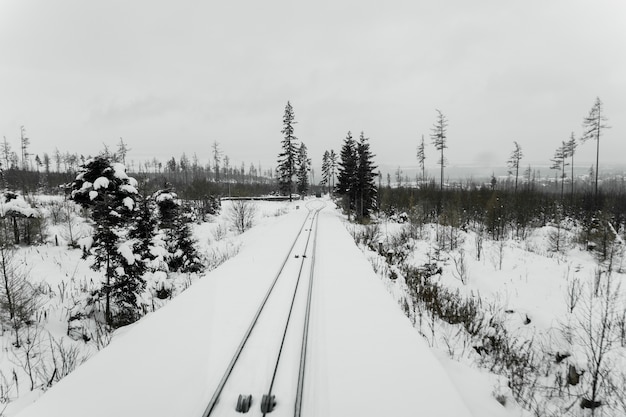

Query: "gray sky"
<box><xmin>1</xmin><ymin>0</ymin><xmax>625</xmax><ymax>176</ymax></box>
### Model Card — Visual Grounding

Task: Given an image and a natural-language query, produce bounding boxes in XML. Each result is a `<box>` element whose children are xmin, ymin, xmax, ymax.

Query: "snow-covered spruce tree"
<box><xmin>336</xmin><ymin>131</ymin><xmax>358</xmax><ymax>219</ymax></box>
<box><xmin>127</xmin><ymin>195</ymin><xmax>157</xmax><ymax>275</ymax></box>
<box><xmin>154</xmin><ymin>189</ymin><xmax>203</xmax><ymax>274</ymax></box>
<box><xmin>70</xmin><ymin>156</ymin><xmax>143</xmax><ymax>327</ymax></box>
<box><xmin>356</xmin><ymin>132</ymin><xmax>378</xmax><ymax>219</ymax></box>
<box><xmin>277</xmin><ymin>101</ymin><xmax>298</xmax><ymax>201</ymax></box>
<box><xmin>296</xmin><ymin>142</ymin><xmax>311</xmax><ymax>196</ymax></box>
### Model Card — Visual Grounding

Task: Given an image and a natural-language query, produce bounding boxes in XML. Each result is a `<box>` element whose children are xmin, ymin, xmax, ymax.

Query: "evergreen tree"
<box><xmin>328</xmin><ymin>149</ymin><xmax>337</xmax><ymax>191</ymax></box>
<box><xmin>296</xmin><ymin>142</ymin><xmax>311</xmax><ymax>196</ymax></box>
<box><xmin>336</xmin><ymin>131</ymin><xmax>358</xmax><ymax>217</ymax></box>
<box><xmin>507</xmin><ymin>141</ymin><xmax>523</xmax><ymax>194</ymax></box>
<box><xmin>20</xmin><ymin>126</ymin><xmax>30</xmax><ymax>170</ymax></box>
<box><xmin>223</xmin><ymin>155</ymin><xmax>230</xmax><ymax>180</ymax></box>
<box><xmin>1</xmin><ymin>137</ymin><xmax>10</xmax><ymax>170</ymax></box>
<box><xmin>582</xmin><ymin>97</ymin><xmax>609</xmax><ymax>198</ymax></box>
<box><xmin>565</xmin><ymin>132</ymin><xmax>578</xmax><ymax>201</ymax></box>
<box><xmin>355</xmin><ymin>132</ymin><xmax>378</xmax><ymax>219</ymax></box>
<box><xmin>430</xmin><ymin>110</ymin><xmax>448</xmax><ymax>191</ymax></box>
<box><xmin>276</xmin><ymin>101</ymin><xmax>298</xmax><ymax>201</ymax></box>
<box><xmin>550</xmin><ymin>142</ymin><xmax>569</xmax><ymax>201</ymax></box>
<box><xmin>321</xmin><ymin>150</ymin><xmax>330</xmax><ymax>193</ymax></box>
<box><xmin>154</xmin><ymin>189</ymin><xmax>203</xmax><ymax>274</ymax></box>
<box><xmin>170</xmin><ymin>204</ymin><xmax>203</xmax><ymax>273</ymax></box>
<box><xmin>212</xmin><ymin>141</ymin><xmax>221</xmax><ymax>182</ymax></box>
<box><xmin>416</xmin><ymin>134</ymin><xmax>426</xmax><ymax>183</ymax></box>
<box><xmin>70</xmin><ymin>156</ymin><xmax>142</xmax><ymax>327</ymax></box>
<box><xmin>117</xmin><ymin>138</ymin><xmax>130</xmax><ymax>165</ymax></box>
<box><xmin>128</xmin><ymin>195</ymin><xmax>158</xmax><ymax>273</ymax></box>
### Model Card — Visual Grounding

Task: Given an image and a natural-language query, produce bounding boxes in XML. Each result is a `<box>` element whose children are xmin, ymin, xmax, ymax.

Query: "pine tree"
<box><xmin>296</xmin><ymin>142</ymin><xmax>311</xmax><ymax>196</ymax></box>
<box><xmin>277</xmin><ymin>101</ymin><xmax>298</xmax><ymax>201</ymax></box>
<box><xmin>212</xmin><ymin>141</ymin><xmax>221</xmax><ymax>182</ymax></box>
<box><xmin>582</xmin><ymin>97</ymin><xmax>609</xmax><ymax>198</ymax></box>
<box><xmin>336</xmin><ymin>131</ymin><xmax>358</xmax><ymax>217</ymax></box>
<box><xmin>170</xmin><ymin>204</ymin><xmax>203</xmax><ymax>273</ymax></box>
<box><xmin>321</xmin><ymin>150</ymin><xmax>330</xmax><ymax>193</ymax></box>
<box><xmin>53</xmin><ymin>148</ymin><xmax>61</xmax><ymax>172</ymax></box>
<box><xmin>70</xmin><ymin>156</ymin><xmax>142</xmax><ymax>327</ymax></box>
<box><xmin>430</xmin><ymin>110</ymin><xmax>448</xmax><ymax>191</ymax></box>
<box><xmin>550</xmin><ymin>142</ymin><xmax>569</xmax><ymax>201</ymax></box>
<box><xmin>128</xmin><ymin>195</ymin><xmax>157</xmax><ymax>273</ymax></box>
<box><xmin>328</xmin><ymin>150</ymin><xmax>337</xmax><ymax>193</ymax></box>
<box><xmin>565</xmin><ymin>132</ymin><xmax>578</xmax><ymax>201</ymax></box>
<box><xmin>356</xmin><ymin>132</ymin><xmax>378</xmax><ymax>219</ymax></box>
<box><xmin>154</xmin><ymin>189</ymin><xmax>202</xmax><ymax>274</ymax></box>
<box><xmin>1</xmin><ymin>137</ymin><xmax>11</xmax><ymax>171</ymax></box>
<box><xmin>117</xmin><ymin>138</ymin><xmax>130</xmax><ymax>165</ymax></box>
<box><xmin>416</xmin><ymin>134</ymin><xmax>426</xmax><ymax>183</ymax></box>
<box><xmin>20</xmin><ymin>126</ymin><xmax>30</xmax><ymax>170</ymax></box>
<box><xmin>507</xmin><ymin>141</ymin><xmax>523</xmax><ymax>194</ymax></box>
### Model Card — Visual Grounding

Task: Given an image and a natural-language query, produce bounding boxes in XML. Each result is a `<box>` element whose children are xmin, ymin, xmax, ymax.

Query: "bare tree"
<box><xmin>228</xmin><ymin>200</ymin><xmax>257</xmax><ymax>233</ymax></box>
<box><xmin>11</xmin><ymin>326</ymin><xmax>45</xmax><ymax>391</ymax></box>
<box><xmin>0</xmin><ymin>244</ymin><xmax>39</xmax><ymax>347</ymax></box>
<box><xmin>576</xmin><ymin>271</ymin><xmax>621</xmax><ymax>415</ymax></box>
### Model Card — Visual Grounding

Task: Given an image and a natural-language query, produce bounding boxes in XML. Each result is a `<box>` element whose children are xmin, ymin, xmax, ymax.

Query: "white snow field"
<box><xmin>15</xmin><ymin>200</ymin><xmax>509</xmax><ymax>417</ymax></box>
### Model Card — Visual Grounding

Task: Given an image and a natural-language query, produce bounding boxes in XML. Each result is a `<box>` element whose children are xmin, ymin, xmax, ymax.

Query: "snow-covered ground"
<box><xmin>12</xmin><ymin>194</ymin><xmax>620</xmax><ymax>416</ymax></box>
<box><xmin>354</xmin><ymin>217</ymin><xmax>626</xmax><ymax>416</ymax></box>
<box><xmin>8</xmin><ymin>198</ymin><xmax>516</xmax><ymax>417</ymax></box>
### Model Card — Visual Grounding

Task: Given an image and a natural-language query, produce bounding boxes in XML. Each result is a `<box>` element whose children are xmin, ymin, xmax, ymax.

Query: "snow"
<box><xmin>120</xmin><ymin>184</ymin><xmax>138</xmax><ymax>195</ymax></box>
<box><xmin>14</xmin><ymin>200</ymin><xmax>502</xmax><ymax>417</ymax></box>
<box><xmin>117</xmin><ymin>241</ymin><xmax>136</xmax><ymax>265</ymax></box>
<box><xmin>155</xmin><ymin>191</ymin><xmax>176</xmax><ymax>202</ymax></box>
<box><xmin>0</xmin><ymin>193</ymin><xmax>38</xmax><ymax>217</ymax></box>
<box><xmin>112</xmin><ymin>163</ymin><xmax>129</xmax><ymax>180</ymax></box>
<box><xmin>122</xmin><ymin>196</ymin><xmax>135</xmax><ymax>210</ymax></box>
<box><xmin>89</xmin><ymin>190</ymin><xmax>98</xmax><ymax>200</ymax></box>
<box><xmin>92</xmin><ymin>176</ymin><xmax>110</xmax><ymax>190</ymax></box>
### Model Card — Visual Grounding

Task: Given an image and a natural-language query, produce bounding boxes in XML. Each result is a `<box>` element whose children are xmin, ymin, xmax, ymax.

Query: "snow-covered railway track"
<box><xmin>202</xmin><ymin>201</ymin><xmax>324</xmax><ymax>417</ymax></box>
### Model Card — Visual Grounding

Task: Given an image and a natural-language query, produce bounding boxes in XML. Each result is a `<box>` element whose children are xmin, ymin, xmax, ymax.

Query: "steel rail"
<box><xmin>294</xmin><ymin>208</ymin><xmax>320</xmax><ymax>417</ymax></box>
<box><xmin>201</xmin><ymin>209</ymin><xmax>315</xmax><ymax>417</ymax></box>
<box><xmin>261</xmin><ymin>206</ymin><xmax>322</xmax><ymax>417</ymax></box>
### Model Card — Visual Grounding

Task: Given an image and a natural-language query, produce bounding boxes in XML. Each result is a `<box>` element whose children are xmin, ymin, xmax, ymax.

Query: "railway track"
<box><xmin>202</xmin><ymin>201</ymin><xmax>325</xmax><ymax>417</ymax></box>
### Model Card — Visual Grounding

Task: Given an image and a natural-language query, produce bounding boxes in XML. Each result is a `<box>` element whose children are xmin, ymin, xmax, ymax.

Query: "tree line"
<box><xmin>274</xmin><ymin>101</ymin><xmax>378</xmax><ymax>221</ymax></box>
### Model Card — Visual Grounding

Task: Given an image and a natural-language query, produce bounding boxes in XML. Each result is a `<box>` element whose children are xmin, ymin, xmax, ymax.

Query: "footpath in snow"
<box><xmin>17</xmin><ymin>202</ymin><xmax>490</xmax><ymax>417</ymax></box>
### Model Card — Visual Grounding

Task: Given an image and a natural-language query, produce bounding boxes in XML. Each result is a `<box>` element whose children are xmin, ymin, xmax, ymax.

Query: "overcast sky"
<box><xmin>1</xmin><ymin>0</ymin><xmax>625</xmax><ymax>176</ymax></box>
